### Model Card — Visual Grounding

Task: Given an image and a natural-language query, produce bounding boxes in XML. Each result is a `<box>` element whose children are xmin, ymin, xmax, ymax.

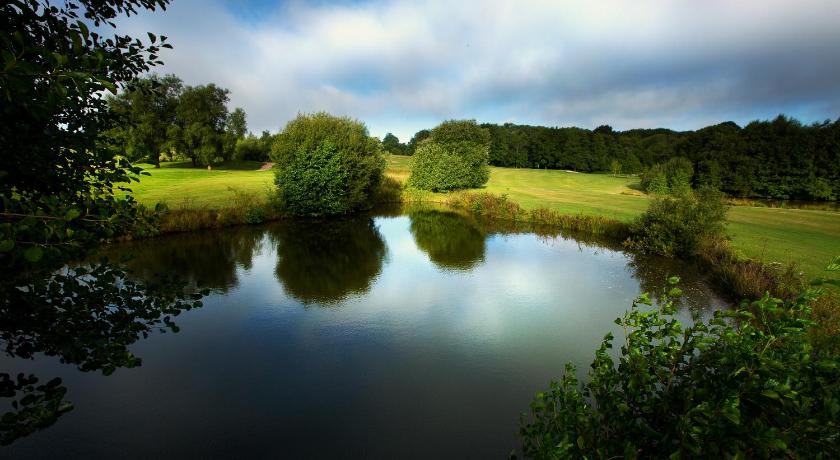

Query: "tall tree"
<box><xmin>107</xmin><ymin>74</ymin><xmax>182</xmax><ymax>167</ymax></box>
<box><xmin>407</xmin><ymin>129</ymin><xmax>431</xmax><ymax>155</ymax></box>
<box><xmin>382</xmin><ymin>132</ymin><xmax>405</xmax><ymax>155</ymax></box>
<box><xmin>172</xmin><ymin>84</ymin><xmax>230</xmax><ymax>166</ymax></box>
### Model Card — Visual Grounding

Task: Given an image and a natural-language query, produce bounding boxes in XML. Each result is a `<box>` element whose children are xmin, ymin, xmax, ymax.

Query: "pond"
<box><xmin>1</xmin><ymin>208</ymin><xmax>726</xmax><ymax>459</ymax></box>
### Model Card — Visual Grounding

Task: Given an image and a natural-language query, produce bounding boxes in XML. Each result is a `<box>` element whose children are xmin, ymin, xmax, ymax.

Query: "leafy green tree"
<box><xmin>407</xmin><ymin>129</ymin><xmax>431</xmax><ymax>155</ymax></box>
<box><xmin>223</xmin><ymin>107</ymin><xmax>247</xmax><ymax>159</ymax></box>
<box><xmin>382</xmin><ymin>132</ymin><xmax>407</xmax><ymax>155</ymax></box>
<box><xmin>106</xmin><ymin>74</ymin><xmax>182</xmax><ymax>167</ymax></box>
<box><xmin>226</xmin><ymin>107</ymin><xmax>247</xmax><ymax>139</ymax></box>
<box><xmin>271</xmin><ymin>112</ymin><xmax>385</xmax><ymax>216</ymax></box>
<box><xmin>407</xmin><ymin>120</ymin><xmax>490</xmax><ymax>191</ymax></box>
<box><xmin>172</xmin><ymin>84</ymin><xmax>230</xmax><ymax>166</ymax></box>
<box><xmin>663</xmin><ymin>157</ymin><xmax>694</xmax><ymax>194</ymax></box>
<box><xmin>1</xmin><ymin>0</ymin><xmax>207</xmax><ymax>444</ymax></box>
<box><xmin>640</xmin><ymin>163</ymin><xmax>669</xmax><ymax>194</ymax></box>
<box><xmin>610</xmin><ymin>159</ymin><xmax>622</xmax><ymax>177</ymax></box>
<box><xmin>235</xmin><ymin>131</ymin><xmax>273</xmax><ymax>162</ymax></box>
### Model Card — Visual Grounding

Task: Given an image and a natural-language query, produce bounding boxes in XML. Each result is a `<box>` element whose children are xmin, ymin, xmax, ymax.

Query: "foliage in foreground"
<box><xmin>1</xmin><ymin>0</ymin><xmax>210</xmax><ymax>445</ymax></box>
<box><xmin>407</xmin><ymin>120</ymin><xmax>491</xmax><ymax>191</ymax></box>
<box><xmin>271</xmin><ymin>112</ymin><xmax>385</xmax><ymax>216</ymax></box>
<box><xmin>519</xmin><ymin>263</ymin><xmax>840</xmax><ymax>459</ymax></box>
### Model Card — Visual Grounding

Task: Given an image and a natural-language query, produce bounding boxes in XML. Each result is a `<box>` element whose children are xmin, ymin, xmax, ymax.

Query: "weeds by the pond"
<box><xmin>695</xmin><ymin>237</ymin><xmax>803</xmax><ymax>302</ymax></box>
<box><xmin>149</xmin><ymin>189</ymin><xmax>277</xmax><ymax>234</ymax></box>
<box><xmin>445</xmin><ymin>191</ymin><xmax>629</xmax><ymax>238</ymax></box>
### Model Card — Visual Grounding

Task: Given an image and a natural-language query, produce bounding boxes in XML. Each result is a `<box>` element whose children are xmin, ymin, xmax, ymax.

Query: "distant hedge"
<box><xmin>407</xmin><ymin>120</ymin><xmax>490</xmax><ymax>191</ymax></box>
<box><xmin>270</xmin><ymin>112</ymin><xmax>384</xmax><ymax>216</ymax></box>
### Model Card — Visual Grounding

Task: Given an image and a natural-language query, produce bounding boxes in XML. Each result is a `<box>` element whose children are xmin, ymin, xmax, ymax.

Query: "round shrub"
<box><xmin>407</xmin><ymin>120</ymin><xmax>490</xmax><ymax>191</ymax></box>
<box><xmin>629</xmin><ymin>186</ymin><xmax>727</xmax><ymax>257</ymax></box>
<box><xmin>271</xmin><ymin>112</ymin><xmax>385</xmax><ymax>216</ymax></box>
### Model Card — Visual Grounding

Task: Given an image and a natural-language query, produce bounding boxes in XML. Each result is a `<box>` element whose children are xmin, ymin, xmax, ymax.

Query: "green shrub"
<box><xmin>407</xmin><ymin>120</ymin><xmax>490</xmax><ymax>191</ymax></box>
<box><xmin>519</xmin><ymin>268</ymin><xmax>840</xmax><ymax>459</ymax></box>
<box><xmin>271</xmin><ymin>112</ymin><xmax>384</xmax><ymax>216</ymax></box>
<box><xmin>639</xmin><ymin>163</ymin><xmax>669</xmax><ymax>194</ymax></box>
<box><xmin>640</xmin><ymin>158</ymin><xmax>694</xmax><ymax>195</ymax></box>
<box><xmin>629</xmin><ymin>186</ymin><xmax>727</xmax><ymax>257</ymax></box>
<box><xmin>664</xmin><ymin>157</ymin><xmax>694</xmax><ymax>194</ymax></box>
<box><xmin>243</xmin><ymin>205</ymin><xmax>265</xmax><ymax>224</ymax></box>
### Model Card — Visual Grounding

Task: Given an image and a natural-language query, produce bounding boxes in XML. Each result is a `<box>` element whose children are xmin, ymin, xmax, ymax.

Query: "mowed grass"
<box><xmin>128</xmin><ymin>156</ymin><xmax>840</xmax><ymax>277</ymax></box>
<box><xmin>127</xmin><ymin>161</ymin><xmax>274</xmax><ymax>208</ymax></box>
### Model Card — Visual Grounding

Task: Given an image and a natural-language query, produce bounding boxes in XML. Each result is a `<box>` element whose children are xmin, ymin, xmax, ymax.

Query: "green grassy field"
<box><xmin>129</xmin><ymin>156</ymin><xmax>840</xmax><ymax>277</ymax></box>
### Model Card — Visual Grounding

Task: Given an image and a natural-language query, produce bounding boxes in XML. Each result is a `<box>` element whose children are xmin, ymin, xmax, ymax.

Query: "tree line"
<box><xmin>105</xmin><ymin>74</ymin><xmax>273</xmax><ymax>167</ymax></box>
<box><xmin>386</xmin><ymin>116</ymin><xmax>840</xmax><ymax>201</ymax></box>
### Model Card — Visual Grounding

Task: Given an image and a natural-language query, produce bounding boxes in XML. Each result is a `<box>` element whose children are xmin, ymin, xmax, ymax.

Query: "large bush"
<box><xmin>271</xmin><ymin>112</ymin><xmax>385</xmax><ymax>216</ymax></box>
<box><xmin>519</xmin><ymin>268</ymin><xmax>840</xmax><ymax>459</ymax></box>
<box><xmin>407</xmin><ymin>120</ymin><xmax>490</xmax><ymax>191</ymax></box>
<box><xmin>629</xmin><ymin>186</ymin><xmax>727</xmax><ymax>257</ymax></box>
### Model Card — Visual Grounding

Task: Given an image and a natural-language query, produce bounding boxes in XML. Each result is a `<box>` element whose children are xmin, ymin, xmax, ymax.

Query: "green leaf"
<box><xmin>0</xmin><ymin>239</ymin><xmax>13</xmax><ymax>252</ymax></box>
<box><xmin>23</xmin><ymin>246</ymin><xmax>43</xmax><ymax>262</ymax></box>
<box><xmin>65</xmin><ymin>208</ymin><xmax>81</xmax><ymax>220</ymax></box>
<box><xmin>761</xmin><ymin>390</ymin><xmax>780</xmax><ymax>400</ymax></box>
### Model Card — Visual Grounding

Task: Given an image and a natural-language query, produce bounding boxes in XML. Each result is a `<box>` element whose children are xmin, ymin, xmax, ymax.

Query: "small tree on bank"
<box><xmin>407</xmin><ymin>120</ymin><xmax>490</xmax><ymax>191</ymax></box>
<box><xmin>629</xmin><ymin>186</ymin><xmax>727</xmax><ymax>257</ymax></box>
<box><xmin>271</xmin><ymin>112</ymin><xmax>385</xmax><ymax>216</ymax></box>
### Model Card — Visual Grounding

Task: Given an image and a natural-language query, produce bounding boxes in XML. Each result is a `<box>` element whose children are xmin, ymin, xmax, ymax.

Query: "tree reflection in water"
<box><xmin>108</xmin><ymin>226</ymin><xmax>265</xmax><ymax>292</ymax></box>
<box><xmin>269</xmin><ymin>216</ymin><xmax>388</xmax><ymax>305</ymax></box>
<box><xmin>409</xmin><ymin>209</ymin><xmax>486</xmax><ymax>271</ymax></box>
<box><xmin>0</xmin><ymin>262</ymin><xmax>207</xmax><ymax>445</ymax></box>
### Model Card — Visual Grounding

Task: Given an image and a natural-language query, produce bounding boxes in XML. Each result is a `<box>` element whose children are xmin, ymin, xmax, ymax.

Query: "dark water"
<box><xmin>1</xmin><ymin>208</ymin><xmax>726</xmax><ymax>459</ymax></box>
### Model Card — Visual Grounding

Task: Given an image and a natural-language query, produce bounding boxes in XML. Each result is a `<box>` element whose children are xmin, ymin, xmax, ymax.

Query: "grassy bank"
<box><xmin>126</xmin><ymin>157</ymin><xmax>840</xmax><ymax>277</ymax></box>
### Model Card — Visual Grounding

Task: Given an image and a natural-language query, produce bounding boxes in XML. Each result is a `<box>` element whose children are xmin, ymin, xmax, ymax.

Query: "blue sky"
<box><xmin>120</xmin><ymin>0</ymin><xmax>840</xmax><ymax>141</ymax></box>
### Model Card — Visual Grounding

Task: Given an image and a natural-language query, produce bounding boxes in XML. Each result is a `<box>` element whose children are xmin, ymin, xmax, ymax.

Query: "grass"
<box><xmin>127</xmin><ymin>161</ymin><xmax>273</xmax><ymax>209</ymax></box>
<box><xmin>126</xmin><ymin>156</ymin><xmax>840</xmax><ymax>277</ymax></box>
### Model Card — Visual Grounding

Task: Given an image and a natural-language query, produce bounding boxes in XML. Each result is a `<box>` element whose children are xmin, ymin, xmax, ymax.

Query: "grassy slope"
<box><xmin>129</xmin><ymin>156</ymin><xmax>840</xmax><ymax>277</ymax></box>
<box><xmin>128</xmin><ymin>161</ymin><xmax>272</xmax><ymax>208</ymax></box>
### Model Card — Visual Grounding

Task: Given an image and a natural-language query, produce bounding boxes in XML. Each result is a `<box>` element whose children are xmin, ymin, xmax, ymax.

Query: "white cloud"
<box><xmin>118</xmin><ymin>0</ymin><xmax>840</xmax><ymax>140</ymax></box>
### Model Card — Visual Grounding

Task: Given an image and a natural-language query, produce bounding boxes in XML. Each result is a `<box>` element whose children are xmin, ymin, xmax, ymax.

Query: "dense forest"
<box><xmin>387</xmin><ymin>116</ymin><xmax>840</xmax><ymax>200</ymax></box>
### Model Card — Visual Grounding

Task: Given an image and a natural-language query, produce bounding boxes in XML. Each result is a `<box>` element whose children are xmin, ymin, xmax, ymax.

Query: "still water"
<box><xmin>1</xmin><ymin>208</ymin><xmax>725</xmax><ymax>459</ymax></box>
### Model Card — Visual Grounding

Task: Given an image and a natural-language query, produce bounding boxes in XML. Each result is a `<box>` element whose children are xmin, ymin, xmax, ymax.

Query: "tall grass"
<box><xmin>445</xmin><ymin>191</ymin><xmax>629</xmax><ymax>238</ymax></box>
<box><xmin>152</xmin><ymin>189</ymin><xmax>278</xmax><ymax>234</ymax></box>
<box><xmin>695</xmin><ymin>237</ymin><xmax>803</xmax><ymax>302</ymax></box>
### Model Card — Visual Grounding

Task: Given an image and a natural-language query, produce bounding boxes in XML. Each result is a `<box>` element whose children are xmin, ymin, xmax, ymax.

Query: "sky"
<box><xmin>118</xmin><ymin>0</ymin><xmax>840</xmax><ymax>141</ymax></box>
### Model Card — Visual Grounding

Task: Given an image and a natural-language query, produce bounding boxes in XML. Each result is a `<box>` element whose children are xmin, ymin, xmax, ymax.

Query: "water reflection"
<box><xmin>268</xmin><ymin>216</ymin><xmax>388</xmax><ymax>305</ymax></box>
<box><xmin>1</xmin><ymin>207</ymin><xmax>726</xmax><ymax>454</ymax></box>
<box><xmin>0</xmin><ymin>263</ymin><xmax>204</xmax><ymax>445</ymax></box>
<box><xmin>408</xmin><ymin>209</ymin><xmax>486</xmax><ymax>271</ymax></box>
<box><xmin>109</xmin><ymin>226</ymin><xmax>264</xmax><ymax>291</ymax></box>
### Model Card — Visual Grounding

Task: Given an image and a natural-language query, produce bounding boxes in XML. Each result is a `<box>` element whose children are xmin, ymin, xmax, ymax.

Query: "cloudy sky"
<box><xmin>119</xmin><ymin>0</ymin><xmax>840</xmax><ymax>141</ymax></box>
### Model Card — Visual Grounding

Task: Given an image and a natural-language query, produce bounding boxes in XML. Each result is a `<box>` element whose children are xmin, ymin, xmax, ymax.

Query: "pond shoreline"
<box><xmin>113</xmin><ymin>192</ymin><xmax>797</xmax><ymax>305</ymax></box>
